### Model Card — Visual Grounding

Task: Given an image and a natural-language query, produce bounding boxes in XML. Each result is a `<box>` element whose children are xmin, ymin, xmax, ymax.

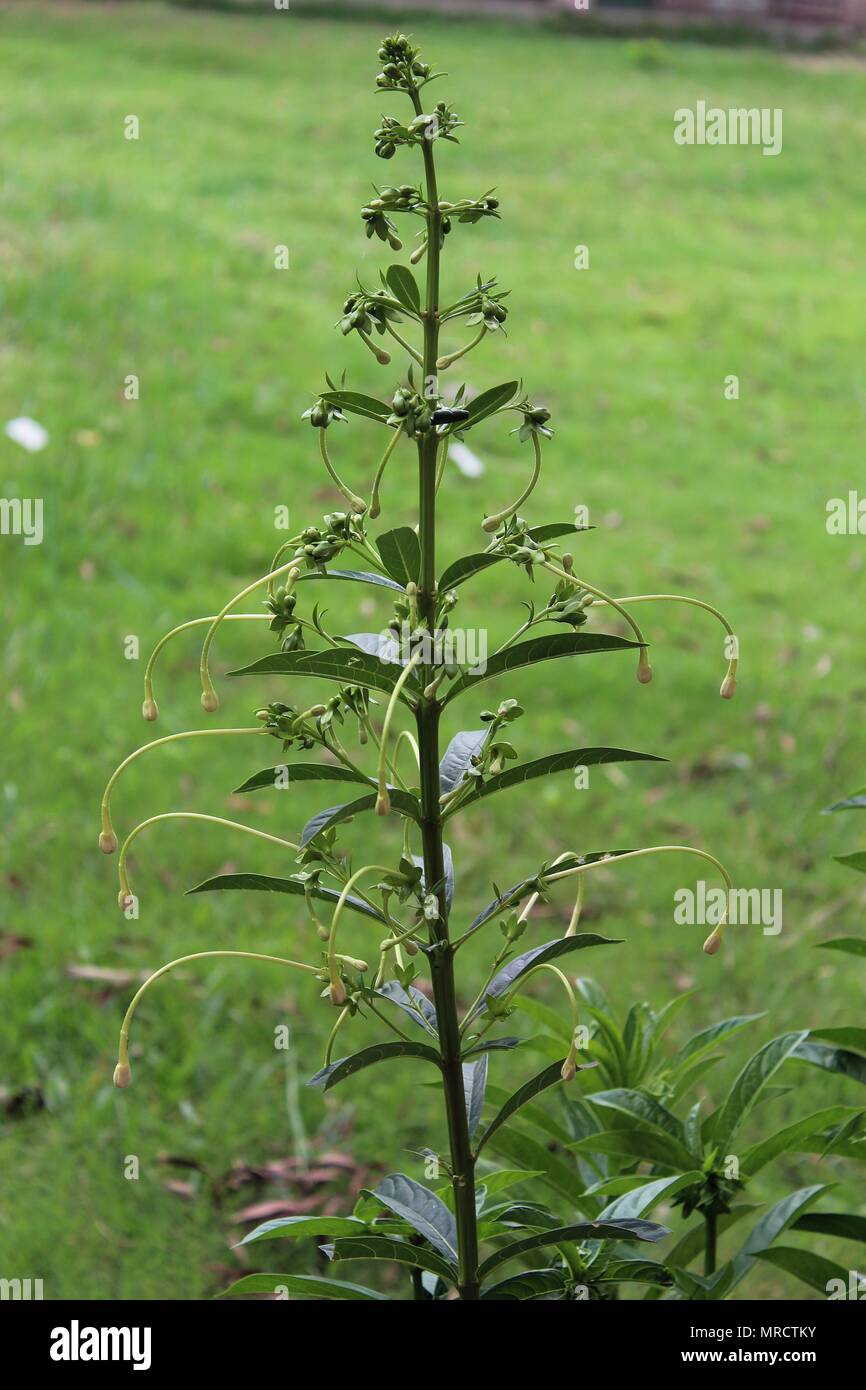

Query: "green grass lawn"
<box><xmin>2</xmin><ymin>2</ymin><xmax>865</xmax><ymax>1300</ymax></box>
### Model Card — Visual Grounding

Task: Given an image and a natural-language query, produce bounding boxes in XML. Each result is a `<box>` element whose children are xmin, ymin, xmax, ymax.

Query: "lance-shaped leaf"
<box><xmin>811</xmin><ymin>1026</ymin><xmax>866</xmax><ymax>1053</ymax></box>
<box><xmin>835</xmin><ymin>850</ymin><xmax>866</xmax><ymax>874</ymax></box>
<box><xmin>443</xmin><ymin>746</ymin><xmax>665</xmax><ymax>817</ymax></box>
<box><xmin>595</xmin><ymin>1259</ymin><xmax>673</xmax><ymax>1288</ymax></box>
<box><xmin>475</xmin><ymin>1059</ymin><xmax>595</xmax><ymax>1156</ymax></box>
<box><xmin>480</xmin><ymin>1269</ymin><xmax>569</xmax><ymax>1300</ymax></box>
<box><xmin>187</xmin><ymin>871</ymin><xmax>386</xmax><ymax>923</ymax></box>
<box><xmin>668</xmin><ymin>1013</ymin><xmax>766</xmax><ymax>1076</ymax></box>
<box><xmin>385</xmin><ymin>264</ymin><xmax>421</xmax><ymax>314</ymax></box>
<box><xmin>789</xmin><ymin>1039</ymin><xmax>866</xmax><ymax>1087</ymax></box>
<box><xmin>822</xmin><ymin>788</ymin><xmax>866</xmax><ymax>813</ymax></box>
<box><xmin>218</xmin><ymin>1272</ymin><xmax>388</xmax><ymax>1300</ymax></box>
<box><xmin>234</xmin><ymin>763</ymin><xmax>374</xmax><ymax>795</ymax></box>
<box><xmin>462</xmin><ymin>1037</ymin><xmax>522</xmax><ymax>1061</ymax></box>
<box><xmin>478</xmin><ymin>1218</ymin><xmax>670</xmax><ymax>1280</ymax></box>
<box><xmin>459</xmin><ymin>379</ymin><xmax>519</xmax><ymax>429</ymax></box>
<box><xmin>297</xmin><ymin>568</ymin><xmax>405</xmax><ymax>592</ymax></box>
<box><xmin>708</xmin><ymin>1031</ymin><xmax>810</xmax><ymax>1156</ymax></box>
<box><xmin>228</xmin><ymin>646</ymin><xmax>421</xmax><ymax>701</ymax></box>
<box><xmin>817</xmin><ymin>937</ymin><xmax>866</xmax><ymax>959</ymax></box>
<box><xmin>466</xmin><ymin>933</ymin><xmax>620</xmax><ymax>1024</ymax></box>
<box><xmin>442</xmin><ymin>632</ymin><xmax>638</xmax><ymax>704</ymax></box>
<box><xmin>757</xmin><ymin>1246</ymin><xmax>851</xmax><ymax>1295</ymax></box>
<box><xmin>236</xmin><ymin>1214</ymin><xmax>366</xmax><ymax>1248</ymax></box>
<box><xmin>793</xmin><ymin>1212</ymin><xmax>866</xmax><ymax>1243</ymax></box>
<box><xmin>590</xmin><ymin>1090</ymin><xmax>690</xmax><ymax>1158</ymax></box>
<box><xmin>308</xmin><ymin>1041</ymin><xmax>441</xmax><ymax>1091</ymax></box>
<box><xmin>368</xmin><ymin>1174</ymin><xmax>458</xmax><ymax>1267</ymax></box>
<box><xmin>438</xmin><ymin>729</ymin><xmax>487</xmax><ymax>794</ymax></box>
<box><xmin>319</xmin><ymin>389</ymin><xmax>392</xmax><ymax>423</ymax></box>
<box><xmin>740</xmin><ymin>1105</ymin><xmax>863</xmax><ymax>1177</ymax></box>
<box><xmin>728</xmin><ymin>1185</ymin><xmax>828</xmax><ymax>1292</ymax></box>
<box><xmin>376</xmin><ymin>527</ymin><xmax>421</xmax><ymax>587</ymax></box>
<box><xmin>300</xmin><ymin>788</ymin><xmax>421</xmax><ymax>846</ymax></box>
<box><xmin>463</xmin><ymin>1055</ymin><xmax>489</xmax><ymax>1140</ymax></box>
<box><xmin>376</xmin><ymin>980</ymin><xmax>438</xmax><ymax>1036</ymax></box>
<box><xmin>598</xmin><ymin>1172</ymin><xmax>703</xmax><ymax>1222</ymax></box>
<box><xmin>439</xmin><ymin>522</ymin><xmax>592</xmax><ymax>593</ymax></box>
<box><xmin>342</xmin><ymin>632</ymin><xmax>403</xmax><ymax>664</ymax></box>
<box><xmin>324</xmin><ymin>1233</ymin><xmax>454</xmax><ymax>1283</ymax></box>
<box><xmin>568</xmin><ymin>1129</ymin><xmax>689</xmax><ymax>1172</ymax></box>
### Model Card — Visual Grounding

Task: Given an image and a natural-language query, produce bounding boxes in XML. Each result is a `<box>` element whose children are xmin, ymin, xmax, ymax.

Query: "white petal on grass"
<box><xmin>4</xmin><ymin>417</ymin><xmax>49</xmax><ymax>452</ymax></box>
<box><xmin>449</xmin><ymin>441</ymin><xmax>484</xmax><ymax>478</ymax></box>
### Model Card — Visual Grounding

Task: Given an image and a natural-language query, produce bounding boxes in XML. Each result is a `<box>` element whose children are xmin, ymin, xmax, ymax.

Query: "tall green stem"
<box><xmin>704</xmin><ymin>1211</ymin><xmax>717</xmax><ymax>1277</ymax></box>
<box><xmin>412</xmin><ymin>94</ymin><xmax>480</xmax><ymax>1301</ymax></box>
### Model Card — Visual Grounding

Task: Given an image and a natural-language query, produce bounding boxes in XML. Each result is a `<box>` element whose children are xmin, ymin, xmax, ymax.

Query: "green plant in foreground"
<box><xmin>102</xmin><ymin>33</ymin><xmax>757</xmax><ymax>1301</ymax></box>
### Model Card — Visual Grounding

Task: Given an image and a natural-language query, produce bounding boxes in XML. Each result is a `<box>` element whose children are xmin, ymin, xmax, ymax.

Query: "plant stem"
<box><xmin>413</xmin><ymin>97</ymin><xmax>480</xmax><ymax>1301</ymax></box>
<box><xmin>704</xmin><ymin>1211</ymin><xmax>717</xmax><ymax>1276</ymax></box>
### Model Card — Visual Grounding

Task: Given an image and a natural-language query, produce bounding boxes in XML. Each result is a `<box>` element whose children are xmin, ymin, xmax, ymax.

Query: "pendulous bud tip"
<box><xmin>375</xmin><ymin>790</ymin><xmax>391</xmax><ymax>817</ymax></box>
<box><xmin>702</xmin><ymin>927</ymin><xmax>724</xmax><ymax>956</ymax></box>
<box><xmin>201</xmin><ymin>689</ymin><xmax>220</xmax><ymax>713</ymax></box>
<box><xmin>404</xmin><ymin>940</ymin><xmax>418</xmax><ymax>956</ymax></box>
<box><xmin>481</xmin><ymin>516</ymin><xmax>500</xmax><ymax>534</ymax></box>
<box><xmin>720</xmin><ymin>673</ymin><xmax>737</xmax><ymax>700</ymax></box>
<box><xmin>560</xmin><ymin>1057</ymin><xmax>577</xmax><ymax>1082</ymax></box>
<box><xmin>113</xmin><ymin>1062</ymin><xmax>132</xmax><ymax>1089</ymax></box>
<box><xmin>141</xmin><ymin>697</ymin><xmax>159</xmax><ymax>722</ymax></box>
<box><xmin>118</xmin><ymin>890</ymin><xmax>134</xmax><ymax>912</ymax></box>
<box><xmin>637</xmin><ymin>649</ymin><xmax>653</xmax><ymax>685</ymax></box>
<box><xmin>329</xmin><ymin>979</ymin><xmax>347</xmax><ymax>1007</ymax></box>
<box><xmin>99</xmin><ymin>831</ymin><xmax>118</xmax><ymax>855</ymax></box>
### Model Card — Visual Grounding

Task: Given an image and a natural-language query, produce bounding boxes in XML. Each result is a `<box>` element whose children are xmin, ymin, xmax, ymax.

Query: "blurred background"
<box><xmin>1</xmin><ymin>1</ymin><xmax>865</xmax><ymax>1299</ymax></box>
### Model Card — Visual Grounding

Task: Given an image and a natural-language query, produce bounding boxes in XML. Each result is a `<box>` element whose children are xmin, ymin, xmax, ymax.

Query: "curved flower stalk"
<box><xmin>199</xmin><ymin>564</ymin><xmax>301</xmax><ymax>712</ymax></box>
<box><xmin>113</xmin><ymin>950</ymin><xmax>335</xmax><ymax>1089</ymax></box>
<box><xmin>101</xmin><ymin>32</ymin><xmax>739</xmax><ymax>1304</ymax></box>
<box><xmin>142</xmin><ymin>614</ymin><xmax>269</xmax><ymax>722</ymax></box>
<box><xmin>116</xmin><ymin>812</ymin><xmax>300</xmax><ymax>911</ymax></box>
<box><xmin>99</xmin><ymin>728</ymin><xmax>267</xmax><ymax>854</ymax></box>
<box><xmin>586</xmin><ymin>592</ymin><xmax>738</xmax><ymax>699</ymax></box>
<box><xmin>546</xmin><ymin>845</ymin><xmax>734</xmax><ymax>956</ymax></box>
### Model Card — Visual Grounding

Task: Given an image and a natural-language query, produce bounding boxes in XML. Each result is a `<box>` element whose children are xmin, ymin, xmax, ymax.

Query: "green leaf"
<box><xmin>444</xmin><ymin>746</ymin><xmax>665</xmax><ymax>817</ymax></box>
<box><xmin>812</xmin><ymin>1027</ymin><xmax>866</xmax><ymax>1053</ymax></box>
<box><xmin>438</xmin><ymin>524</ymin><xmax>590</xmax><ymax>593</ymax></box>
<box><xmin>308</xmin><ymin>1042</ymin><xmax>441</xmax><ymax>1091</ymax></box>
<box><xmin>385</xmin><ymin>264</ymin><xmax>421</xmax><ymax>314</ymax></box>
<box><xmin>817</xmin><ymin>937</ymin><xmax>866</xmax><ymax>958</ymax></box>
<box><xmin>476</xmin><ymin>1169</ymin><xmax>545</xmax><ymax>1199</ymax></box>
<box><xmin>793</xmin><ymin>1212</ymin><xmax>866</xmax><ymax>1243</ymax></box>
<box><xmin>300</xmin><ymin>789</ymin><xmax>421</xmax><ymax>846</ymax></box>
<box><xmin>461</xmin><ymin>1037</ymin><xmax>522</xmax><ymax>1060</ymax></box>
<box><xmin>236</xmin><ymin>1215</ymin><xmax>365</xmax><ymax>1247</ymax></box>
<box><xmin>789</xmin><ymin>1039</ymin><xmax>866</xmax><ymax>1088</ymax></box>
<box><xmin>186</xmin><ymin>872</ymin><xmax>386</xmax><ymax>922</ymax></box>
<box><xmin>669</xmin><ymin>1014</ymin><xmax>765</xmax><ymax>1076</ymax></box>
<box><xmin>665</xmin><ymin>1204</ymin><xmax>762</xmax><ymax>1271</ymax></box>
<box><xmin>467</xmin><ymin>933</ymin><xmax>620</xmax><ymax>1023</ymax></box>
<box><xmin>369</xmin><ymin>1174</ymin><xmax>458</xmax><ymax>1266</ymax></box>
<box><xmin>463</xmin><ymin>1055</ymin><xmax>489</xmax><ymax>1140</ymax></box>
<box><xmin>325</xmin><ymin>1233</ymin><xmax>454</xmax><ymax>1283</ymax></box>
<box><xmin>568</xmin><ymin>1129</ymin><xmax>688</xmax><ymax>1172</ymax></box>
<box><xmin>709</xmin><ymin>1031</ymin><xmax>809</xmax><ymax>1155</ymax></box>
<box><xmin>599</xmin><ymin>1173</ymin><xmax>703</xmax><ymax>1222</ymax></box>
<box><xmin>460</xmin><ymin>380</ymin><xmax>519</xmax><ymax>429</ymax></box>
<box><xmin>376</xmin><ymin>980</ymin><xmax>438</xmax><ymax>1035</ymax></box>
<box><xmin>479</xmin><ymin>1218</ymin><xmax>670</xmax><ymax>1280</ymax></box>
<box><xmin>481</xmin><ymin>1269</ymin><xmax>568</xmax><ymax>1300</ymax></box>
<box><xmin>297</xmin><ymin>567</ymin><xmax>405</xmax><ymax>592</ymax></box>
<box><xmin>835</xmin><ymin>851</ymin><xmax>866</xmax><ymax>875</ymax></box>
<box><xmin>217</xmin><ymin>1272</ymin><xmax>388</xmax><ymax>1300</ymax></box>
<box><xmin>756</xmin><ymin>1246</ymin><xmax>851</xmax><ymax>1295</ymax></box>
<box><xmin>729</xmin><ymin>1184</ymin><xmax>828</xmax><ymax>1291</ymax></box>
<box><xmin>740</xmin><ymin>1105</ymin><xmax>862</xmax><ymax>1176</ymax></box>
<box><xmin>439</xmin><ymin>729</ymin><xmax>487</xmax><ymax>794</ymax></box>
<box><xmin>319</xmin><ymin>389</ymin><xmax>392</xmax><ymax>423</ymax></box>
<box><xmin>228</xmin><ymin>646</ymin><xmax>420</xmax><ymax>701</ymax></box>
<box><xmin>376</xmin><ymin>527</ymin><xmax>421</xmax><ymax>587</ymax></box>
<box><xmin>597</xmin><ymin>1259</ymin><xmax>673</xmax><ymax>1288</ymax></box>
<box><xmin>486</xmin><ymin>1127</ymin><xmax>595</xmax><ymax>1215</ymax></box>
<box><xmin>234</xmin><ymin>763</ymin><xmax>372</xmax><ymax>795</ymax></box>
<box><xmin>590</xmin><ymin>1089</ymin><xmax>688</xmax><ymax>1150</ymax></box>
<box><xmin>476</xmin><ymin>1059</ymin><xmax>577</xmax><ymax>1156</ymax></box>
<box><xmin>443</xmin><ymin>632</ymin><xmax>637</xmax><ymax>704</ymax></box>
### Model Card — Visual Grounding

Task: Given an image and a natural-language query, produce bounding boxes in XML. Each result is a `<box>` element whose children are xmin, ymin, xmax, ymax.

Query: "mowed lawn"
<box><xmin>2</xmin><ymin>3</ymin><xmax>866</xmax><ymax>1299</ymax></box>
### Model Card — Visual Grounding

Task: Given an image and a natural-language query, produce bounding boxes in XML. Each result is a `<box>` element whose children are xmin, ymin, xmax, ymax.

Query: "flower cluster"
<box><xmin>374</xmin><ymin>32</ymin><xmax>434</xmax><ymax>91</ymax></box>
<box><xmin>374</xmin><ymin>102</ymin><xmax>463</xmax><ymax>159</ymax></box>
<box><xmin>361</xmin><ymin>184</ymin><xmax>423</xmax><ymax>246</ymax></box>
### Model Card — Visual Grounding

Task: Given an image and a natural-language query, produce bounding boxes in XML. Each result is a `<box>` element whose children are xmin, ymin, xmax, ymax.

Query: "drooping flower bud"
<box><xmin>201</xmin><ymin>688</ymin><xmax>219</xmax><ymax>713</ymax></box>
<box><xmin>637</xmin><ymin>647</ymin><xmax>653</xmax><ymax>684</ymax></box>
<box><xmin>703</xmin><ymin>924</ymin><xmax>725</xmax><ymax>955</ymax></box>
<box><xmin>329</xmin><ymin>978</ymin><xmax>348</xmax><ymax>1006</ymax></box>
<box><xmin>720</xmin><ymin>672</ymin><xmax>737</xmax><ymax>700</ymax></box>
<box><xmin>142</xmin><ymin>697</ymin><xmax>159</xmax><ymax>722</ymax></box>
<box><xmin>99</xmin><ymin>830</ymin><xmax>118</xmax><ymax>855</ymax></box>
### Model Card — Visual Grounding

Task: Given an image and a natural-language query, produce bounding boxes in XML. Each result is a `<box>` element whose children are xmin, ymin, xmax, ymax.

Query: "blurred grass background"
<box><xmin>1</xmin><ymin>2</ymin><xmax>866</xmax><ymax>1299</ymax></box>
